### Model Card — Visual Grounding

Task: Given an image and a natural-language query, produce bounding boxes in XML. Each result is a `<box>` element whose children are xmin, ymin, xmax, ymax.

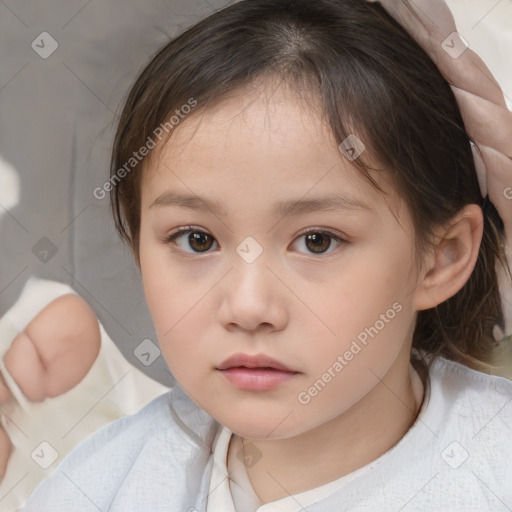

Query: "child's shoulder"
<box><xmin>328</xmin><ymin>358</ymin><xmax>512</xmax><ymax>510</ymax></box>
<box><xmin>430</xmin><ymin>356</ymin><xmax>512</xmax><ymax>407</ymax></box>
<box><xmin>423</xmin><ymin>356</ymin><xmax>512</xmax><ymax>458</ymax></box>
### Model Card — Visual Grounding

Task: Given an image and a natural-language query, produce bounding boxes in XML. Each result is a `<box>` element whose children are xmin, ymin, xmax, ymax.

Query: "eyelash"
<box><xmin>164</xmin><ymin>225</ymin><xmax>348</xmax><ymax>256</ymax></box>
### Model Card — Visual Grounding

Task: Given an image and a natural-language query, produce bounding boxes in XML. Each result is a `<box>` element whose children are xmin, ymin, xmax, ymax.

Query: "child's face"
<box><xmin>139</xmin><ymin>82</ymin><xmax>423</xmax><ymax>440</ymax></box>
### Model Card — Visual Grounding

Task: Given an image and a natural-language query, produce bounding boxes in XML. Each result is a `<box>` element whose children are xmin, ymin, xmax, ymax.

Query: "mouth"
<box><xmin>216</xmin><ymin>353</ymin><xmax>299</xmax><ymax>391</ymax></box>
<box><xmin>216</xmin><ymin>352</ymin><xmax>297</xmax><ymax>372</ymax></box>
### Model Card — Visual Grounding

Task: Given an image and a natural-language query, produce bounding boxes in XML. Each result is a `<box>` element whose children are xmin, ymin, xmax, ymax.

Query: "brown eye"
<box><xmin>187</xmin><ymin>232</ymin><xmax>215</xmax><ymax>252</ymax></box>
<box><xmin>167</xmin><ymin>227</ymin><xmax>217</xmax><ymax>253</ymax></box>
<box><xmin>292</xmin><ymin>229</ymin><xmax>347</xmax><ymax>255</ymax></box>
<box><xmin>304</xmin><ymin>232</ymin><xmax>332</xmax><ymax>253</ymax></box>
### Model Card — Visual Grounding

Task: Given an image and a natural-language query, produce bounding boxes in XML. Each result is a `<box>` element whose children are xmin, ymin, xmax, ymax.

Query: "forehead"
<box><xmin>141</xmin><ymin>81</ymin><xmax>398</xmax><ymax>217</ymax></box>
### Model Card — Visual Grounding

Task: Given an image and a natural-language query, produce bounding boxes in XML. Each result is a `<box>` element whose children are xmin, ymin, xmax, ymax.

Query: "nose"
<box><xmin>218</xmin><ymin>248</ymin><xmax>288</xmax><ymax>333</ymax></box>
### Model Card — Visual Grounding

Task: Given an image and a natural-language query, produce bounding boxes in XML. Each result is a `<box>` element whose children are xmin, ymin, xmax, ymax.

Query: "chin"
<box><xmin>216</xmin><ymin>409</ymin><xmax>305</xmax><ymax>441</ymax></box>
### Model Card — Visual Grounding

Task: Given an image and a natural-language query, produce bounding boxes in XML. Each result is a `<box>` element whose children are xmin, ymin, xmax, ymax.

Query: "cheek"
<box><xmin>139</xmin><ymin>246</ymin><xmax>214</xmax><ymax>382</ymax></box>
<box><xmin>143</xmin><ymin>275</ymin><xmax>204</xmax><ymax>351</ymax></box>
<box><xmin>147</xmin><ymin>290</ymin><xmax>211</xmax><ymax>389</ymax></box>
<box><xmin>140</xmin><ymin>275</ymin><xmax>214</xmax><ymax>395</ymax></box>
<box><xmin>314</xmin><ymin>249</ymin><xmax>410</xmax><ymax>329</ymax></box>
<box><xmin>303</xmin><ymin>244</ymin><xmax>414</xmax><ymax>372</ymax></box>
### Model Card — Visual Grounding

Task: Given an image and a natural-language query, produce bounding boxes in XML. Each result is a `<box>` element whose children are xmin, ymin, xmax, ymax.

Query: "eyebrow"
<box><xmin>149</xmin><ymin>191</ymin><xmax>374</xmax><ymax>217</ymax></box>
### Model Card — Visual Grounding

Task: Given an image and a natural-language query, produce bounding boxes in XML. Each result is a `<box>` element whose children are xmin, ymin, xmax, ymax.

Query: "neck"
<box><xmin>237</xmin><ymin>355</ymin><xmax>426</xmax><ymax>505</ymax></box>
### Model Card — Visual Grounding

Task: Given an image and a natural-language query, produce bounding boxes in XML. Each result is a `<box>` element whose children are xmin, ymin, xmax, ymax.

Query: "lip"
<box><xmin>216</xmin><ymin>353</ymin><xmax>299</xmax><ymax>391</ymax></box>
<box><xmin>216</xmin><ymin>352</ymin><xmax>295</xmax><ymax>372</ymax></box>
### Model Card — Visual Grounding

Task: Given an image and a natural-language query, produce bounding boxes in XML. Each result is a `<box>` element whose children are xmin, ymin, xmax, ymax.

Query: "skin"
<box><xmin>0</xmin><ymin>294</ymin><xmax>101</xmax><ymax>480</ymax></box>
<box><xmin>138</xmin><ymin>80</ymin><xmax>483</xmax><ymax>504</ymax></box>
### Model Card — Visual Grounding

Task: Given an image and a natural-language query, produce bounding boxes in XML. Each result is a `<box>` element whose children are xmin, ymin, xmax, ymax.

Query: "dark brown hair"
<box><xmin>110</xmin><ymin>0</ymin><xmax>508</xmax><ymax>370</ymax></box>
